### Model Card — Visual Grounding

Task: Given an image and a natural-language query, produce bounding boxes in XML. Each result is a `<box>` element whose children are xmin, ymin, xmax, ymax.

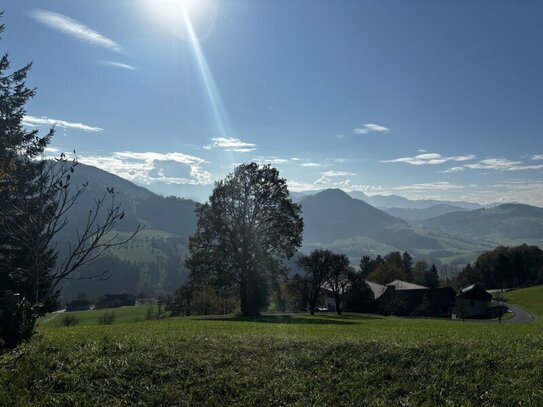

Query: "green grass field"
<box><xmin>37</xmin><ymin>306</ymin><xmax>158</xmax><ymax>328</ymax></box>
<box><xmin>2</xmin><ymin>312</ymin><xmax>543</xmax><ymax>406</ymax></box>
<box><xmin>504</xmin><ymin>285</ymin><xmax>543</xmax><ymax>317</ymax></box>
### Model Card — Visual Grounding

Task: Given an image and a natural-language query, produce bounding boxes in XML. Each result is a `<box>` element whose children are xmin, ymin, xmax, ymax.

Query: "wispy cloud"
<box><xmin>30</xmin><ymin>10</ymin><xmax>121</xmax><ymax>52</ymax></box>
<box><xmin>314</xmin><ymin>170</ymin><xmax>355</xmax><ymax>185</ymax></box>
<box><xmin>79</xmin><ymin>151</ymin><xmax>212</xmax><ymax>186</ymax></box>
<box><xmin>394</xmin><ymin>182</ymin><xmax>463</xmax><ymax>191</ymax></box>
<box><xmin>99</xmin><ymin>61</ymin><xmax>136</xmax><ymax>70</ymax></box>
<box><xmin>382</xmin><ymin>153</ymin><xmax>475</xmax><ymax>166</ymax></box>
<box><xmin>335</xmin><ymin>134</ymin><xmax>346</xmax><ymax>139</ymax></box>
<box><xmin>204</xmin><ymin>137</ymin><xmax>256</xmax><ymax>153</ymax></box>
<box><xmin>251</xmin><ymin>156</ymin><xmax>289</xmax><ymax>164</ymax></box>
<box><xmin>354</xmin><ymin>123</ymin><xmax>389</xmax><ymax>135</ymax></box>
<box><xmin>443</xmin><ymin>157</ymin><xmax>543</xmax><ymax>172</ymax></box>
<box><xmin>532</xmin><ymin>154</ymin><xmax>543</xmax><ymax>161</ymax></box>
<box><xmin>22</xmin><ymin>115</ymin><xmax>103</xmax><ymax>132</ymax></box>
<box><xmin>301</xmin><ymin>162</ymin><xmax>323</xmax><ymax>168</ymax></box>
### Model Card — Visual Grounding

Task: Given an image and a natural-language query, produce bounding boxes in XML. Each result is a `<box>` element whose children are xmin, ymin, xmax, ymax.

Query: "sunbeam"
<box><xmin>181</xmin><ymin>4</ymin><xmax>230</xmax><ymax>139</ymax></box>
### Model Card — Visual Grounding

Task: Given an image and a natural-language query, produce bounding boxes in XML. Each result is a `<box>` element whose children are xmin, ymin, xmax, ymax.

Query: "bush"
<box><xmin>60</xmin><ymin>314</ymin><xmax>79</xmax><ymax>327</ymax></box>
<box><xmin>98</xmin><ymin>312</ymin><xmax>115</xmax><ymax>325</ymax></box>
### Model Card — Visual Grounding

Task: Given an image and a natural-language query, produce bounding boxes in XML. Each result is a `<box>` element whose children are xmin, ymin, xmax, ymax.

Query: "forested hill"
<box><xmin>65</xmin><ymin>163</ymin><xmax>198</xmax><ymax>235</ymax></box>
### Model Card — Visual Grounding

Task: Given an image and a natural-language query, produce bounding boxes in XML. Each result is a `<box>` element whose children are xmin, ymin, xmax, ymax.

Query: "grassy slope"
<box><xmin>2</xmin><ymin>315</ymin><xmax>542</xmax><ymax>406</ymax></box>
<box><xmin>505</xmin><ymin>285</ymin><xmax>543</xmax><ymax>317</ymax></box>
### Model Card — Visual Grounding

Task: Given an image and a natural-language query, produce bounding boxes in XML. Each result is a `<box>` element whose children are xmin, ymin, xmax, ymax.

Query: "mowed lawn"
<box><xmin>2</xmin><ymin>313</ymin><xmax>543</xmax><ymax>406</ymax></box>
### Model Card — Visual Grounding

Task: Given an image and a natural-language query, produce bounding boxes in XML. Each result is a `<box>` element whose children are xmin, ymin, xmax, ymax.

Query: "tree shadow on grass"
<box><xmin>196</xmin><ymin>313</ymin><xmax>381</xmax><ymax>325</ymax></box>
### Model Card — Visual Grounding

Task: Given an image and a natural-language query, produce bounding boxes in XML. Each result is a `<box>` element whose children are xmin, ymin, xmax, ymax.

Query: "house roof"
<box><xmin>365</xmin><ymin>280</ymin><xmax>387</xmax><ymax>299</ymax></box>
<box><xmin>388</xmin><ymin>280</ymin><xmax>428</xmax><ymax>290</ymax></box>
<box><xmin>458</xmin><ymin>284</ymin><xmax>492</xmax><ymax>302</ymax></box>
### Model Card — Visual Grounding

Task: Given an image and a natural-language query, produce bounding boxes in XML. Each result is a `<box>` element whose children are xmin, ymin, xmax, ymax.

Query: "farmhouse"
<box><xmin>454</xmin><ymin>284</ymin><xmax>492</xmax><ymax>318</ymax></box>
<box><xmin>373</xmin><ymin>280</ymin><xmax>456</xmax><ymax>318</ymax></box>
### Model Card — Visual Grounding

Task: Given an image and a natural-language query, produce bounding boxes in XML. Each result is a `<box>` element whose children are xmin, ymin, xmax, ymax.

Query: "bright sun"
<box><xmin>141</xmin><ymin>0</ymin><xmax>218</xmax><ymax>41</ymax></box>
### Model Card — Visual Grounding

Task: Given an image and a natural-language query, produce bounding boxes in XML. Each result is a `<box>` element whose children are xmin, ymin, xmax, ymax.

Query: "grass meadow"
<box><xmin>1</xmin><ymin>285</ymin><xmax>541</xmax><ymax>406</ymax></box>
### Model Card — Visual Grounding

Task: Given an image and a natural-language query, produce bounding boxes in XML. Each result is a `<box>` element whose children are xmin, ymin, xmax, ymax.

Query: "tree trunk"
<box><xmin>240</xmin><ymin>275</ymin><xmax>249</xmax><ymax>316</ymax></box>
<box><xmin>335</xmin><ymin>294</ymin><xmax>342</xmax><ymax>315</ymax></box>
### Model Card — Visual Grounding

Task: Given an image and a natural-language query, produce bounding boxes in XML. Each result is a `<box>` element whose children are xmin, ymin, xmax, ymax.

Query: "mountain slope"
<box><xmin>300</xmin><ymin>189</ymin><xmax>405</xmax><ymax>243</ymax></box>
<box><xmin>421</xmin><ymin>204</ymin><xmax>543</xmax><ymax>243</ymax></box>
<box><xmin>66</xmin><ymin>163</ymin><xmax>198</xmax><ymax>235</ymax></box>
<box><xmin>383</xmin><ymin>204</ymin><xmax>469</xmax><ymax>221</ymax></box>
<box><xmin>348</xmin><ymin>191</ymin><xmax>484</xmax><ymax>210</ymax></box>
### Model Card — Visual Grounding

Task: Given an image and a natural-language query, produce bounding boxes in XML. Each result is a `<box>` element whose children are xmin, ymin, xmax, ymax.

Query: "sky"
<box><xmin>3</xmin><ymin>0</ymin><xmax>543</xmax><ymax>204</ymax></box>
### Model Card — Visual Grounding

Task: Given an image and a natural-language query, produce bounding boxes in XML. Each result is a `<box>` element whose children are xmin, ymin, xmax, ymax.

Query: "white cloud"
<box><xmin>23</xmin><ymin>115</ymin><xmax>103</xmax><ymax>132</ymax></box>
<box><xmin>251</xmin><ymin>156</ymin><xmax>289</xmax><ymax>165</ymax></box>
<box><xmin>79</xmin><ymin>151</ymin><xmax>212</xmax><ymax>186</ymax></box>
<box><xmin>301</xmin><ymin>162</ymin><xmax>323</xmax><ymax>168</ymax></box>
<box><xmin>99</xmin><ymin>61</ymin><xmax>136</xmax><ymax>70</ymax></box>
<box><xmin>314</xmin><ymin>170</ymin><xmax>355</xmax><ymax>185</ymax></box>
<box><xmin>446</xmin><ymin>157</ymin><xmax>543</xmax><ymax>172</ymax></box>
<box><xmin>30</xmin><ymin>10</ymin><xmax>121</xmax><ymax>52</ymax></box>
<box><xmin>204</xmin><ymin>137</ymin><xmax>256</xmax><ymax>153</ymax></box>
<box><xmin>531</xmin><ymin>154</ymin><xmax>543</xmax><ymax>161</ymax></box>
<box><xmin>335</xmin><ymin>134</ymin><xmax>346</xmax><ymax>139</ymax></box>
<box><xmin>382</xmin><ymin>153</ymin><xmax>475</xmax><ymax>166</ymax></box>
<box><xmin>394</xmin><ymin>182</ymin><xmax>464</xmax><ymax>191</ymax></box>
<box><xmin>354</xmin><ymin>123</ymin><xmax>389</xmax><ymax>135</ymax></box>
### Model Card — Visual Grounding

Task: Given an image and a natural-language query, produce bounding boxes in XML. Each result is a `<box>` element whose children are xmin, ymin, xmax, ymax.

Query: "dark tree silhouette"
<box><xmin>297</xmin><ymin>249</ymin><xmax>334</xmax><ymax>315</ymax></box>
<box><xmin>325</xmin><ymin>253</ymin><xmax>351</xmax><ymax>315</ymax></box>
<box><xmin>185</xmin><ymin>163</ymin><xmax>303</xmax><ymax>316</ymax></box>
<box><xmin>0</xmin><ymin>16</ymin><xmax>140</xmax><ymax>348</ymax></box>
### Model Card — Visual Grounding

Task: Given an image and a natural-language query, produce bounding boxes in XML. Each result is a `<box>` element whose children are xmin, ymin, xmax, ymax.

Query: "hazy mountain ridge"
<box><xmin>383</xmin><ymin>204</ymin><xmax>470</xmax><ymax>221</ymax></box>
<box><xmin>421</xmin><ymin>204</ymin><xmax>543</xmax><ymax>242</ymax></box>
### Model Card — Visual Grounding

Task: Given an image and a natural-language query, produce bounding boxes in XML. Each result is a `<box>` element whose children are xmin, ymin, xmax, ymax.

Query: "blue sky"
<box><xmin>4</xmin><ymin>0</ymin><xmax>543</xmax><ymax>204</ymax></box>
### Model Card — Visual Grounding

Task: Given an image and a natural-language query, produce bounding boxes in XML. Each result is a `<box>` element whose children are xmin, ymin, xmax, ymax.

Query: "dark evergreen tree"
<box><xmin>425</xmin><ymin>264</ymin><xmax>439</xmax><ymax>288</ymax></box>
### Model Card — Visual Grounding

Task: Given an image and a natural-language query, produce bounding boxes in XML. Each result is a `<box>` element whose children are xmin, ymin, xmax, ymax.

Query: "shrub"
<box><xmin>98</xmin><ymin>312</ymin><xmax>115</xmax><ymax>325</ymax></box>
<box><xmin>60</xmin><ymin>314</ymin><xmax>79</xmax><ymax>327</ymax></box>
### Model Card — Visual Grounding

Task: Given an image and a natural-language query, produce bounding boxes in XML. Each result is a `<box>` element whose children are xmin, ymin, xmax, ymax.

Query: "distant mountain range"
<box><xmin>382</xmin><ymin>204</ymin><xmax>470</xmax><ymax>222</ymax></box>
<box><xmin>420</xmin><ymin>204</ymin><xmax>543</xmax><ymax>243</ymax></box>
<box><xmin>57</xmin><ymin>164</ymin><xmax>543</xmax><ymax>300</ymax></box>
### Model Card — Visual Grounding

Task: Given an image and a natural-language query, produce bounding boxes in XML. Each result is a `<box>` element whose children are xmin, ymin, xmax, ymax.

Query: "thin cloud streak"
<box><xmin>382</xmin><ymin>153</ymin><xmax>475</xmax><ymax>166</ymax></box>
<box><xmin>99</xmin><ymin>61</ymin><xmax>136</xmax><ymax>70</ymax></box>
<box><xmin>23</xmin><ymin>115</ymin><xmax>103</xmax><ymax>132</ymax></box>
<box><xmin>394</xmin><ymin>182</ymin><xmax>463</xmax><ymax>191</ymax></box>
<box><xmin>443</xmin><ymin>158</ymin><xmax>543</xmax><ymax>172</ymax></box>
<box><xmin>30</xmin><ymin>10</ymin><xmax>121</xmax><ymax>52</ymax></box>
<box><xmin>354</xmin><ymin>123</ymin><xmax>389</xmax><ymax>135</ymax></box>
<box><xmin>204</xmin><ymin>137</ymin><xmax>256</xmax><ymax>153</ymax></box>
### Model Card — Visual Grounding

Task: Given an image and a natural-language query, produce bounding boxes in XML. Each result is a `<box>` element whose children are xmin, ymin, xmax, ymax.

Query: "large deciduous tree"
<box><xmin>185</xmin><ymin>163</ymin><xmax>303</xmax><ymax>316</ymax></box>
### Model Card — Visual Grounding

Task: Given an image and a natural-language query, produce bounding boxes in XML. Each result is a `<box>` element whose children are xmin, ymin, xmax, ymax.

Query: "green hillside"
<box><xmin>504</xmin><ymin>285</ymin><xmax>543</xmax><ymax>316</ymax></box>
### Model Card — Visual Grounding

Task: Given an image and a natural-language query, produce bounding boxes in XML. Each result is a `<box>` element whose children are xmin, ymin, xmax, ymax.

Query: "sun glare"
<box><xmin>141</xmin><ymin>0</ymin><xmax>218</xmax><ymax>41</ymax></box>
